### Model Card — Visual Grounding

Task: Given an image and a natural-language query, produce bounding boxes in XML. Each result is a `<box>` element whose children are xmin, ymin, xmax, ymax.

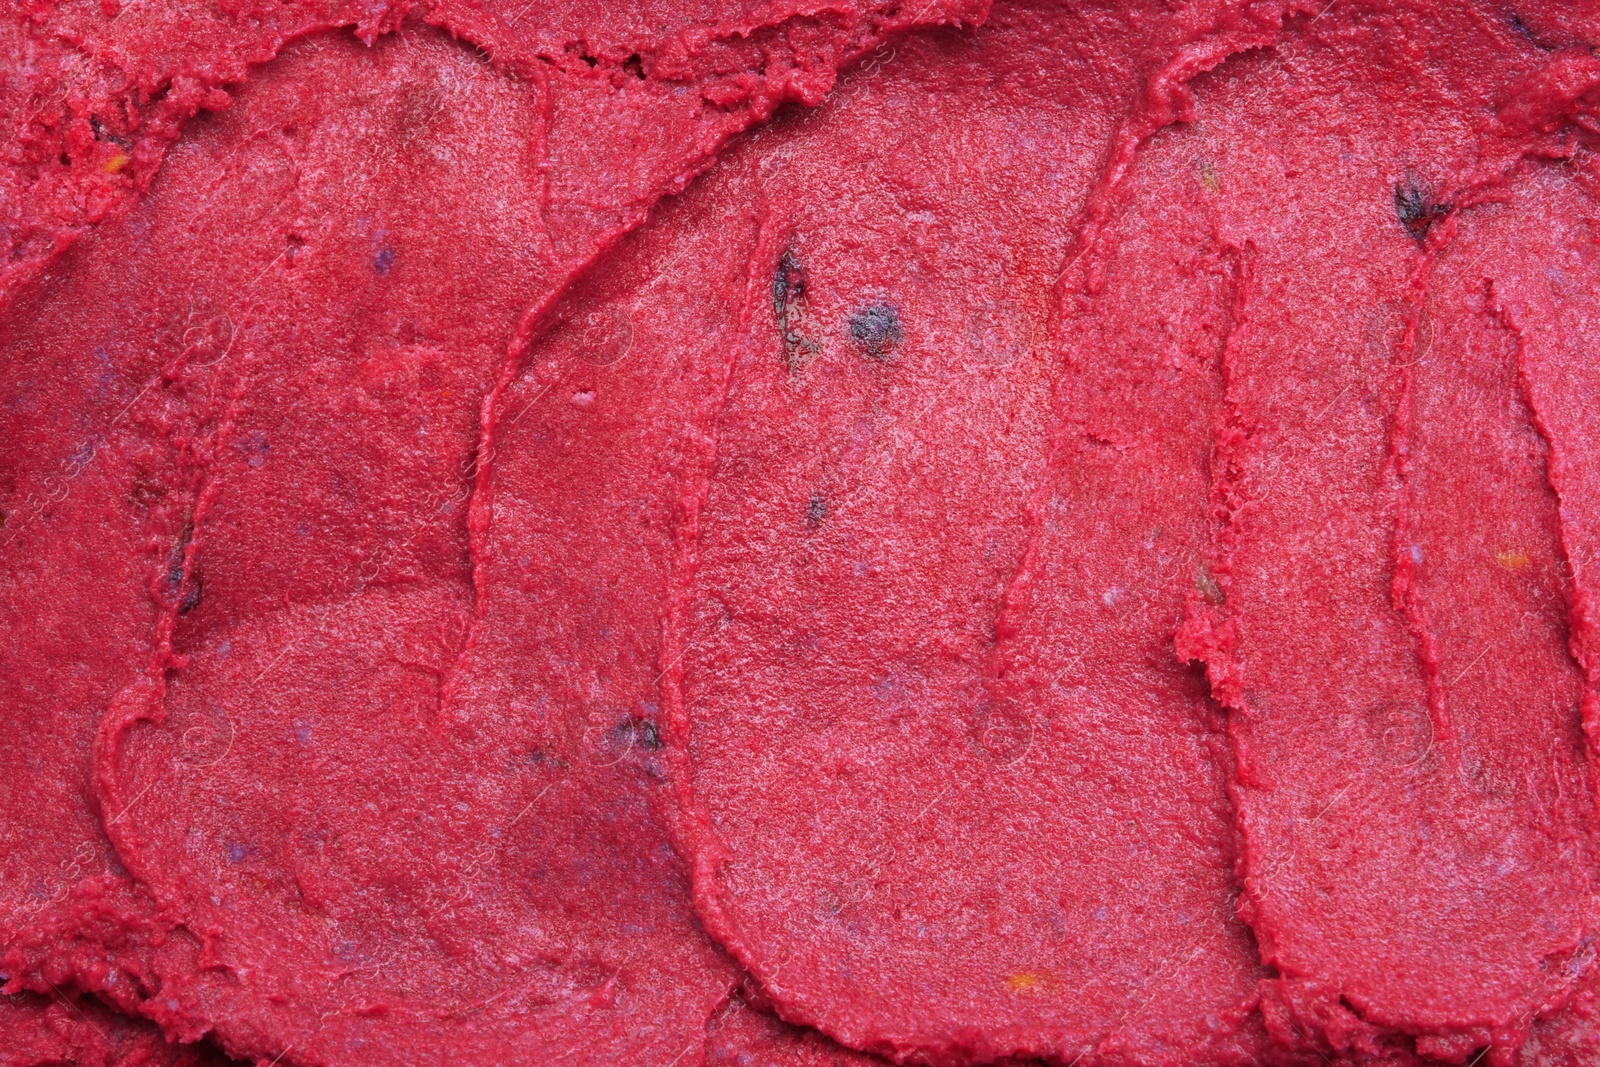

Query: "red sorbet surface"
<box><xmin>1</xmin><ymin>2</ymin><xmax>981</xmax><ymax>1062</ymax></box>
<box><xmin>0</xmin><ymin>990</ymin><xmax>230</xmax><ymax>1067</ymax></box>
<box><xmin>706</xmin><ymin>994</ymin><xmax>891</xmax><ymax>1066</ymax></box>
<box><xmin>4</xmin><ymin>1</ymin><xmax>1600</xmax><ymax>1067</ymax></box>
<box><xmin>663</xmin><ymin>2</ymin><xmax>1293</xmax><ymax>1064</ymax></box>
<box><xmin>1174</xmin><ymin>7</ymin><xmax>1600</xmax><ymax>1063</ymax></box>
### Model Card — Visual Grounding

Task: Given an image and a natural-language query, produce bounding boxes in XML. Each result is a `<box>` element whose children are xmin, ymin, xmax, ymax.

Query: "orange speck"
<box><xmin>103</xmin><ymin>153</ymin><xmax>131</xmax><ymax>174</ymax></box>
<box><xmin>1496</xmin><ymin>549</ymin><xmax>1531</xmax><ymax>570</ymax></box>
<box><xmin>1006</xmin><ymin>972</ymin><xmax>1046</xmax><ymax>992</ymax></box>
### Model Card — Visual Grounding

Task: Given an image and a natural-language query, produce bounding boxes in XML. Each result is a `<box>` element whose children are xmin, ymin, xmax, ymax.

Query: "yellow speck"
<box><xmin>103</xmin><ymin>153</ymin><xmax>131</xmax><ymax>174</ymax></box>
<box><xmin>1199</xmin><ymin>160</ymin><xmax>1220</xmax><ymax>193</ymax></box>
<box><xmin>1006</xmin><ymin>972</ymin><xmax>1047</xmax><ymax>992</ymax></box>
<box><xmin>1496</xmin><ymin>549</ymin><xmax>1531</xmax><ymax>570</ymax></box>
